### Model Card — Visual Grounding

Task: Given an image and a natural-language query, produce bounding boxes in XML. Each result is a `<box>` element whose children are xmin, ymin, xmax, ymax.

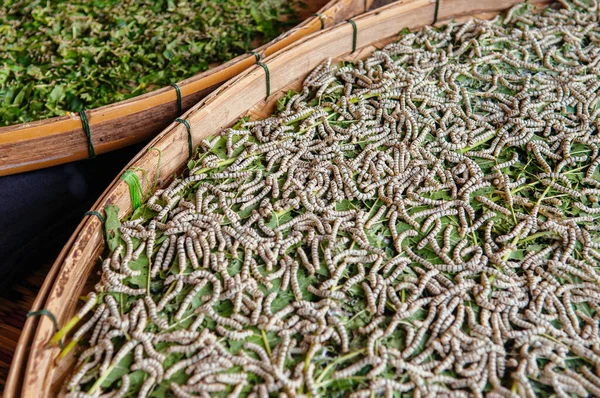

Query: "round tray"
<box><xmin>7</xmin><ymin>0</ymin><xmax>553</xmax><ymax>395</ymax></box>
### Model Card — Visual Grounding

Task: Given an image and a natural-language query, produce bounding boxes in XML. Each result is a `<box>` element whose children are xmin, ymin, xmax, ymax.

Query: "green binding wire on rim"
<box><xmin>171</xmin><ymin>83</ymin><xmax>183</xmax><ymax>116</ymax></box>
<box><xmin>26</xmin><ymin>310</ymin><xmax>64</xmax><ymax>349</ymax></box>
<box><xmin>433</xmin><ymin>0</ymin><xmax>441</xmax><ymax>24</ymax></box>
<box><xmin>347</xmin><ymin>19</ymin><xmax>358</xmax><ymax>54</ymax></box>
<box><xmin>250</xmin><ymin>51</ymin><xmax>271</xmax><ymax>100</ymax></box>
<box><xmin>313</xmin><ymin>13</ymin><xmax>325</xmax><ymax>30</ymax></box>
<box><xmin>84</xmin><ymin>210</ymin><xmax>105</xmax><ymax>225</ymax></box>
<box><xmin>175</xmin><ymin>118</ymin><xmax>194</xmax><ymax>158</ymax></box>
<box><xmin>85</xmin><ymin>210</ymin><xmax>106</xmax><ymax>240</ymax></box>
<box><xmin>79</xmin><ymin>110</ymin><xmax>96</xmax><ymax>159</ymax></box>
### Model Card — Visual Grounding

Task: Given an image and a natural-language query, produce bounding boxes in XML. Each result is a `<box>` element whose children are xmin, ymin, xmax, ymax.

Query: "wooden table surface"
<box><xmin>0</xmin><ymin>261</ymin><xmax>52</xmax><ymax>390</ymax></box>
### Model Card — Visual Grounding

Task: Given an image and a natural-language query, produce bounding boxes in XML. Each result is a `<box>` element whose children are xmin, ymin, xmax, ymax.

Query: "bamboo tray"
<box><xmin>0</xmin><ymin>0</ymin><xmax>372</xmax><ymax>177</ymax></box>
<box><xmin>7</xmin><ymin>0</ymin><xmax>554</xmax><ymax>395</ymax></box>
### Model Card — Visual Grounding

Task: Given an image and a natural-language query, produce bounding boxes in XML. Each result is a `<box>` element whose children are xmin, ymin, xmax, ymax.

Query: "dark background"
<box><xmin>0</xmin><ymin>146</ymin><xmax>142</xmax><ymax>287</ymax></box>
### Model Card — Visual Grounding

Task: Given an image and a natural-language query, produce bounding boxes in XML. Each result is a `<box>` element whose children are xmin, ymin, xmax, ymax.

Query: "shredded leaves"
<box><xmin>0</xmin><ymin>0</ymin><xmax>299</xmax><ymax>125</ymax></box>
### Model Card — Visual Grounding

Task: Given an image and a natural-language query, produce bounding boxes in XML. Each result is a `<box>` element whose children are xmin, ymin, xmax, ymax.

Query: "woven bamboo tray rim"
<box><xmin>7</xmin><ymin>0</ymin><xmax>554</xmax><ymax>396</ymax></box>
<box><xmin>0</xmin><ymin>0</ymin><xmax>371</xmax><ymax>177</ymax></box>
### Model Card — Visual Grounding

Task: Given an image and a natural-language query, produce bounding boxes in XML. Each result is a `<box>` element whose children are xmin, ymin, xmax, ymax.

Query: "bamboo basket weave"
<box><xmin>0</xmin><ymin>0</ymin><xmax>372</xmax><ymax>177</ymax></box>
<box><xmin>7</xmin><ymin>0</ymin><xmax>554</xmax><ymax>395</ymax></box>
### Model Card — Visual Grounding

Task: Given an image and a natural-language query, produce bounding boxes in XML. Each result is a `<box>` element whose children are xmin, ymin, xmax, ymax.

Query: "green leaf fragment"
<box><xmin>104</xmin><ymin>204</ymin><xmax>121</xmax><ymax>251</ymax></box>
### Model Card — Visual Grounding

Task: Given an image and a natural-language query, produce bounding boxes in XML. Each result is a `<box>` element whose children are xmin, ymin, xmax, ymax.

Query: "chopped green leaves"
<box><xmin>104</xmin><ymin>204</ymin><xmax>121</xmax><ymax>251</ymax></box>
<box><xmin>0</xmin><ymin>0</ymin><xmax>298</xmax><ymax>125</ymax></box>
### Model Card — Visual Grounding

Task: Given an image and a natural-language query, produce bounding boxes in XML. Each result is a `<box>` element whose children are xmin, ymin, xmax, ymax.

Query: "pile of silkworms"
<box><xmin>63</xmin><ymin>1</ymin><xmax>600</xmax><ymax>396</ymax></box>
